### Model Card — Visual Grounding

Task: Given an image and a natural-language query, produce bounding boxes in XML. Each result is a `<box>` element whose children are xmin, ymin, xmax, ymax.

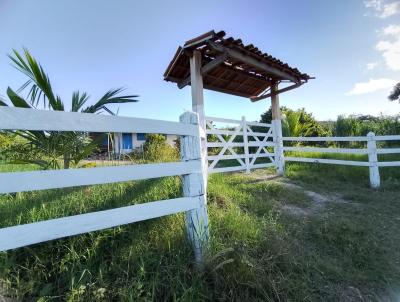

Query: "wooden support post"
<box><xmin>367</xmin><ymin>132</ymin><xmax>380</xmax><ymax>188</ymax></box>
<box><xmin>242</xmin><ymin>116</ymin><xmax>250</xmax><ymax>173</ymax></box>
<box><xmin>190</xmin><ymin>50</ymin><xmax>208</xmax><ymax>189</ymax></box>
<box><xmin>271</xmin><ymin>82</ymin><xmax>284</xmax><ymax>176</ymax></box>
<box><xmin>180</xmin><ymin>111</ymin><xmax>209</xmax><ymax>266</ymax></box>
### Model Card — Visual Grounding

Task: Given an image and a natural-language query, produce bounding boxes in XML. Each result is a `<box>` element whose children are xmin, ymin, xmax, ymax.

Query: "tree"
<box><xmin>259</xmin><ymin>106</ymin><xmax>328</xmax><ymax>137</ymax></box>
<box><xmin>0</xmin><ymin>49</ymin><xmax>139</xmax><ymax>169</ymax></box>
<box><xmin>388</xmin><ymin>82</ymin><xmax>400</xmax><ymax>102</ymax></box>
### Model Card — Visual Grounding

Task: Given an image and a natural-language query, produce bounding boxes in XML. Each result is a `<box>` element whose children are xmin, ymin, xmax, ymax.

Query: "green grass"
<box><xmin>0</xmin><ymin>159</ymin><xmax>400</xmax><ymax>301</ymax></box>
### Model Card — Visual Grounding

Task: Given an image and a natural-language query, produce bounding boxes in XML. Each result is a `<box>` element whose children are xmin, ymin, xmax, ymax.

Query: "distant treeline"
<box><xmin>260</xmin><ymin>106</ymin><xmax>400</xmax><ymax>138</ymax></box>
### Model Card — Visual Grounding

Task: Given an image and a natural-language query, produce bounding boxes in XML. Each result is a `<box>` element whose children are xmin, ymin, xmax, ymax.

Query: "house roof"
<box><xmin>164</xmin><ymin>30</ymin><xmax>313</xmax><ymax>100</ymax></box>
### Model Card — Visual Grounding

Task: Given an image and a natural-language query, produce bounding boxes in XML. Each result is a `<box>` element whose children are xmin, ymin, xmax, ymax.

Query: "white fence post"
<box><xmin>242</xmin><ymin>116</ymin><xmax>250</xmax><ymax>173</ymax></box>
<box><xmin>272</xmin><ymin>119</ymin><xmax>285</xmax><ymax>176</ymax></box>
<box><xmin>180</xmin><ymin>111</ymin><xmax>209</xmax><ymax>266</ymax></box>
<box><xmin>367</xmin><ymin>132</ymin><xmax>380</xmax><ymax>188</ymax></box>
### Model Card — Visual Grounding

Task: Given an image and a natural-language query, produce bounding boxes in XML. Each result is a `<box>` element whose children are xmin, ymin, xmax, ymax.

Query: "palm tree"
<box><xmin>0</xmin><ymin>48</ymin><xmax>139</xmax><ymax>169</ymax></box>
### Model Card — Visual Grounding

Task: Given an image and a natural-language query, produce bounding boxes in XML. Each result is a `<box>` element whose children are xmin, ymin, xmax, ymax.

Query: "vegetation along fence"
<box><xmin>0</xmin><ymin>107</ymin><xmax>209</xmax><ymax>263</ymax></box>
<box><xmin>205</xmin><ymin>116</ymin><xmax>399</xmax><ymax>188</ymax></box>
<box><xmin>283</xmin><ymin>133</ymin><xmax>400</xmax><ymax>188</ymax></box>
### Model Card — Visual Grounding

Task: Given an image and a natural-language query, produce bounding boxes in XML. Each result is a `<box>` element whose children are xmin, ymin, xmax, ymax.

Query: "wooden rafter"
<box><xmin>250</xmin><ymin>82</ymin><xmax>304</xmax><ymax>102</ymax></box>
<box><xmin>178</xmin><ymin>52</ymin><xmax>228</xmax><ymax>89</ymax></box>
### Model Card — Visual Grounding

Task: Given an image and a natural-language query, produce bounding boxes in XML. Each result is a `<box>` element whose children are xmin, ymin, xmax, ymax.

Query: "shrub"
<box><xmin>141</xmin><ymin>134</ymin><xmax>179</xmax><ymax>162</ymax></box>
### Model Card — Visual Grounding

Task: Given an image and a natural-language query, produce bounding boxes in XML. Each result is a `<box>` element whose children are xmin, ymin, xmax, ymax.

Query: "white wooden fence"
<box><xmin>1</xmin><ymin>109</ymin><xmax>399</xmax><ymax>258</ymax></box>
<box><xmin>283</xmin><ymin>132</ymin><xmax>400</xmax><ymax>188</ymax></box>
<box><xmin>205</xmin><ymin>115</ymin><xmax>399</xmax><ymax>189</ymax></box>
<box><xmin>0</xmin><ymin>107</ymin><xmax>208</xmax><ymax>263</ymax></box>
<box><xmin>206</xmin><ymin>116</ymin><xmax>276</xmax><ymax>173</ymax></box>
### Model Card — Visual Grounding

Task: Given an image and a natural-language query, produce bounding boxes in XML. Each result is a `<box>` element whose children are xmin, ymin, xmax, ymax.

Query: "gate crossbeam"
<box><xmin>207</xmin><ymin>120</ymin><xmax>246</xmax><ymax>170</ymax></box>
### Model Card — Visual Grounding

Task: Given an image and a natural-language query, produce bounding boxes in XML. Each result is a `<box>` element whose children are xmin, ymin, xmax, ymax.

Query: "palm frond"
<box><xmin>71</xmin><ymin>91</ymin><xmax>90</xmax><ymax>112</ymax></box>
<box><xmin>8</xmin><ymin>48</ymin><xmax>63</xmax><ymax>110</ymax></box>
<box><xmin>6</xmin><ymin>87</ymin><xmax>32</xmax><ymax>108</ymax></box>
<box><xmin>0</xmin><ymin>94</ymin><xmax>8</xmax><ymax>106</ymax></box>
<box><xmin>82</xmin><ymin>88</ymin><xmax>138</xmax><ymax>114</ymax></box>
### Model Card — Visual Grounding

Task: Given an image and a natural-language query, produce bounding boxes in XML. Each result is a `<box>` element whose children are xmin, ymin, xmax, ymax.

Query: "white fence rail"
<box><xmin>205</xmin><ymin>115</ymin><xmax>399</xmax><ymax>189</ymax></box>
<box><xmin>206</xmin><ymin>116</ymin><xmax>276</xmax><ymax>174</ymax></box>
<box><xmin>0</xmin><ymin>108</ymin><xmax>208</xmax><ymax>263</ymax></box>
<box><xmin>283</xmin><ymin>132</ymin><xmax>400</xmax><ymax>188</ymax></box>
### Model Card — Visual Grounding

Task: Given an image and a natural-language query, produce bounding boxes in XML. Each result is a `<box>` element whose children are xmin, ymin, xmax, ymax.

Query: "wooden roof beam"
<box><xmin>207</xmin><ymin>40</ymin><xmax>300</xmax><ymax>84</ymax></box>
<box><xmin>178</xmin><ymin>52</ymin><xmax>228</xmax><ymax>89</ymax></box>
<box><xmin>250</xmin><ymin>82</ymin><xmax>303</xmax><ymax>102</ymax></box>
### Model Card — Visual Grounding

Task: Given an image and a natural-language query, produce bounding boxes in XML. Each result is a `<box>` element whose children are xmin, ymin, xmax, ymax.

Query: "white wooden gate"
<box><xmin>206</xmin><ymin>116</ymin><xmax>276</xmax><ymax>174</ymax></box>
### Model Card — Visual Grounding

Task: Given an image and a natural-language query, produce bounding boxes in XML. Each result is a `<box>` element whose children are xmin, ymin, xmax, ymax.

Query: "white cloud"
<box><xmin>376</xmin><ymin>25</ymin><xmax>400</xmax><ymax>70</ymax></box>
<box><xmin>364</xmin><ymin>0</ymin><xmax>382</xmax><ymax>11</ymax></box>
<box><xmin>346</xmin><ymin>78</ymin><xmax>397</xmax><ymax>95</ymax></box>
<box><xmin>366</xmin><ymin>62</ymin><xmax>378</xmax><ymax>70</ymax></box>
<box><xmin>383</xmin><ymin>24</ymin><xmax>400</xmax><ymax>35</ymax></box>
<box><xmin>380</xmin><ymin>1</ymin><xmax>400</xmax><ymax>17</ymax></box>
<box><xmin>364</xmin><ymin>0</ymin><xmax>400</xmax><ymax>18</ymax></box>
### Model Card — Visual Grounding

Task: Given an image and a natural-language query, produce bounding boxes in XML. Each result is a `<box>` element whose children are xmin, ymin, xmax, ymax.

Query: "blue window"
<box><xmin>137</xmin><ymin>133</ymin><xmax>146</xmax><ymax>141</ymax></box>
<box><xmin>122</xmin><ymin>133</ymin><xmax>133</xmax><ymax>149</ymax></box>
<box><xmin>102</xmin><ymin>135</ymin><xmax>109</xmax><ymax>146</ymax></box>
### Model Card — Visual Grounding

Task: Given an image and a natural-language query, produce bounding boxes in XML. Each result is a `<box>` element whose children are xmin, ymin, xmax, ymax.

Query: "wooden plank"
<box><xmin>190</xmin><ymin>51</ymin><xmax>208</xmax><ymax>192</ymax></box>
<box><xmin>207</xmin><ymin>129</ymin><xmax>271</xmax><ymax>137</ymax></box>
<box><xmin>251</xmin><ymin>163</ymin><xmax>275</xmax><ymax>169</ymax></box>
<box><xmin>0</xmin><ymin>197</ymin><xmax>199</xmax><ymax>251</ymax></box>
<box><xmin>208</xmin><ymin>166</ymin><xmax>245</xmax><ymax>174</ymax></box>
<box><xmin>377</xmin><ymin>148</ymin><xmax>400</xmax><ymax>154</ymax></box>
<box><xmin>249</xmin><ymin>127</ymin><xmax>273</xmax><ymax>167</ymax></box>
<box><xmin>282</xmin><ymin>135</ymin><xmax>399</xmax><ymax>142</ymax></box>
<box><xmin>283</xmin><ymin>136</ymin><xmax>368</xmax><ymax>142</ymax></box>
<box><xmin>207</xmin><ymin>41</ymin><xmax>299</xmax><ymax>83</ymax></box>
<box><xmin>367</xmin><ymin>132</ymin><xmax>380</xmax><ymax>188</ymax></box>
<box><xmin>251</xmin><ymin>82</ymin><xmax>303</xmax><ymax>102</ymax></box>
<box><xmin>272</xmin><ymin>119</ymin><xmax>284</xmax><ymax>175</ymax></box>
<box><xmin>208</xmin><ymin>122</ymin><xmax>245</xmax><ymax>170</ymax></box>
<box><xmin>205</xmin><ymin>116</ymin><xmax>242</xmax><ymax>124</ymax></box>
<box><xmin>207</xmin><ymin>153</ymin><xmax>274</xmax><ymax>161</ymax></box>
<box><xmin>378</xmin><ymin>161</ymin><xmax>400</xmax><ymax>167</ymax></box>
<box><xmin>283</xmin><ymin>146</ymin><xmax>369</xmax><ymax>154</ymax></box>
<box><xmin>207</xmin><ymin>129</ymin><xmax>243</xmax><ymax>136</ymax></box>
<box><xmin>207</xmin><ymin>142</ymin><xmax>275</xmax><ymax>148</ymax></box>
<box><xmin>246</xmin><ymin>121</ymin><xmax>272</xmax><ymax>127</ymax></box>
<box><xmin>285</xmin><ymin>157</ymin><xmax>370</xmax><ymax>167</ymax></box>
<box><xmin>242</xmin><ymin>116</ymin><xmax>250</xmax><ymax>173</ymax></box>
<box><xmin>178</xmin><ymin>53</ymin><xmax>228</xmax><ymax>89</ymax></box>
<box><xmin>271</xmin><ymin>82</ymin><xmax>281</xmax><ymax>120</ymax></box>
<box><xmin>206</xmin><ymin>121</ymin><xmax>246</xmax><ymax>169</ymax></box>
<box><xmin>180</xmin><ymin>111</ymin><xmax>209</xmax><ymax>265</ymax></box>
<box><xmin>0</xmin><ymin>107</ymin><xmax>198</xmax><ymax>136</ymax></box>
<box><xmin>374</xmin><ymin>135</ymin><xmax>400</xmax><ymax>141</ymax></box>
<box><xmin>0</xmin><ymin>161</ymin><xmax>201</xmax><ymax>194</ymax></box>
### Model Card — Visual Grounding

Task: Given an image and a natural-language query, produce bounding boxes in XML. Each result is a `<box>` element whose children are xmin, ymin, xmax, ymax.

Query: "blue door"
<box><xmin>122</xmin><ymin>133</ymin><xmax>133</xmax><ymax>149</ymax></box>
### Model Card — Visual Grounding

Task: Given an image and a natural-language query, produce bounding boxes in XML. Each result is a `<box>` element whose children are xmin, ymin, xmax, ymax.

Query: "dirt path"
<box><xmin>245</xmin><ymin>171</ymin><xmax>352</xmax><ymax>216</ymax></box>
<box><xmin>279</xmin><ymin>181</ymin><xmax>351</xmax><ymax>216</ymax></box>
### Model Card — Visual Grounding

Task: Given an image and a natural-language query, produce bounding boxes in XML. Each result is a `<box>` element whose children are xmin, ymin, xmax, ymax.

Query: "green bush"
<box><xmin>0</xmin><ymin>132</ymin><xmax>39</xmax><ymax>162</ymax></box>
<box><xmin>140</xmin><ymin>134</ymin><xmax>179</xmax><ymax>162</ymax></box>
<box><xmin>333</xmin><ymin>114</ymin><xmax>400</xmax><ymax>147</ymax></box>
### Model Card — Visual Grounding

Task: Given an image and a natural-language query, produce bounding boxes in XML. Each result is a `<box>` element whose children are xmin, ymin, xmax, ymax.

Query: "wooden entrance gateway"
<box><xmin>164</xmin><ymin>29</ymin><xmax>313</xmax><ymax>177</ymax></box>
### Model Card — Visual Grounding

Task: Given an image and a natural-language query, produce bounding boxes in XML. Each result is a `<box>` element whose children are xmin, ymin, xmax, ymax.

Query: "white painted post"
<box><xmin>272</xmin><ymin>120</ymin><xmax>284</xmax><ymax>175</ymax></box>
<box><xmin>180</xmin><ymin>111</ymin><xmax>209</xmax><ymax>266</ymax></box>
<box><xmin>242</xmin><ymin>116</ymin><xmax>250</xmax><ymax>173</ymax></box>
<box><xmin>367</xmin><ymin>132</ymin><xmax>380</xmax><ymax>188</ymax></box>
<box><xmin>271</xmin><ymin>82</ymin><xmax>284</xmax><ymax>176</ymax></box>
<box><xmin>190</xmin><ymin>51</ymin><xmax>208</xmax><ymax>190</ymax></box>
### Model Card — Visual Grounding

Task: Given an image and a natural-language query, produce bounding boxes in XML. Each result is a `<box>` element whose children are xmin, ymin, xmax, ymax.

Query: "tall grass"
<box><xmin>0</xmin><ymin>161</ymin><xmax>400</xmax><ymax>301</ymax></box>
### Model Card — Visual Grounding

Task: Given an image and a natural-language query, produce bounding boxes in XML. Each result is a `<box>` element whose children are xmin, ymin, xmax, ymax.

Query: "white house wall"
<box><xmin>113</xmin><ymin>133</ymin><xmax>177</xmax><ymax>154</ymax></box>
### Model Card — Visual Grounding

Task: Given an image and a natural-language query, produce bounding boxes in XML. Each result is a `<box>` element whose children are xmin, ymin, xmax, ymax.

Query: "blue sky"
<box><xmin>0</xmin><ymin>0</ymin><xmax>399</xmax><ymax>122</ymax></box>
